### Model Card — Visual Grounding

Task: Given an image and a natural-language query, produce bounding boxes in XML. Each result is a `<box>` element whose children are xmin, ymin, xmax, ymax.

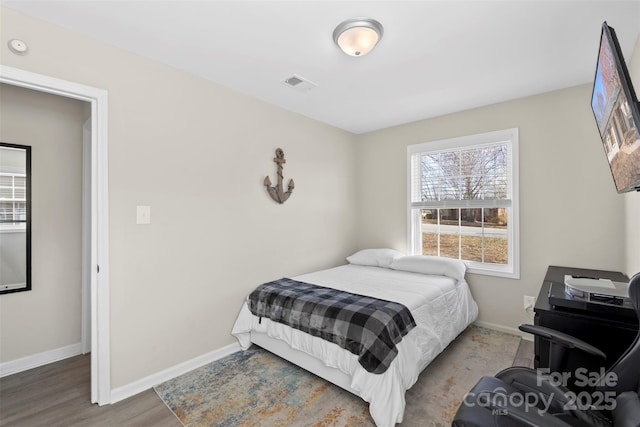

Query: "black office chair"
<box><xmin>452</xmin><ymin>272</ymin><xmax>640</xmax><ymax>427</ymax></box>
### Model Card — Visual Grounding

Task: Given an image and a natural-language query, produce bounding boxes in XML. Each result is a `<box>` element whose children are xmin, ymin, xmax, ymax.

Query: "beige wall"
<box><xmin>1</xmin><ymin>7</ymin><xmax>358</xmax><ymax>387</ymax></box>
<box><xmin>356</xmin><ymin>84</ymin><xmax>626</xmax><ymax>331</ymax></box>
<box><xmin>0</xmin><ymin>84</ymin><xmax>88</xmax><ymax>362</ymax></box>
<box><xmin>624</xmin><ymin>35</ymin><xmax>640</xmax><ymax>276</ymax></box>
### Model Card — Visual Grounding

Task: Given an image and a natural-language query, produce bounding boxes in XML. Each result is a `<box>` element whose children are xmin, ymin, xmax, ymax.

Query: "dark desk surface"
<box><xmin>545</xmin><ymin>265</ymin><xmax>628</xmax><ymax>286</ymax></box>
<box><xmin>536</xmin><ymin>265</ymin><xmax>635</xmax><ymax>326</ymax></box>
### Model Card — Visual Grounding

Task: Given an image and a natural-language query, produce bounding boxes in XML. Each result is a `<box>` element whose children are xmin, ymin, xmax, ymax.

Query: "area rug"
<box><xmin>154</xmin><ymin>326</ymin><xmax>520</xmax><ymax>426</ymax></box>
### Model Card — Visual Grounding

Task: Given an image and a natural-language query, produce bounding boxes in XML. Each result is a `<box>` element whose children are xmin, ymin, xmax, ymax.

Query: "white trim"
<box><xmin>110</xmin><ymin>342</ymin><xmax>241</xmax><ymax>404</ymax></box>
<box><xmin>0</xmin><ymin>65</ymin><xmax>111</xmax><ymax>405</ymax></box>
<box><xmin>0</xmin><ymin>343</ymin><xmax>83</xmax><ymax>378</ymax></box>
<box><xmin>474</xmin><ymin>320</ymin><xmax>533</xmax><ymax>341</ymax></box>
<box><xmin>81</xmin><ymin>119</ymin><xmax>91</xmax><ymax>355</ymax></box>
<box><xmin>407</xmin><ymin>128</ymin><xmax>517</xmax><ymax>155</ymax></box>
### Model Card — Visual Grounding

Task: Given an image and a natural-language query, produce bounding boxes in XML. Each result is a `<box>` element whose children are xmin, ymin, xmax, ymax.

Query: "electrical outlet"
<box><xmin>136</xmin><ymin>205</ymin><xmax>151</xmax><ymax>224</ymax></box>
<box><xmin>523</xmin><ymin>295</ymin><xmax>536</xmax><ymax>311</ymax></box>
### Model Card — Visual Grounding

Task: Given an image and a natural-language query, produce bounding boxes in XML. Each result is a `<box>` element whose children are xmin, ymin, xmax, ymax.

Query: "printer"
<box><xmin>564</xmin><ymin>275</ymin><xmax>630</xmax><ymax>303</ymax></box>
<box><xmin>547</xmin><ymin>274</ymin><xmax>635</xmax><ymax>318</ymax></box>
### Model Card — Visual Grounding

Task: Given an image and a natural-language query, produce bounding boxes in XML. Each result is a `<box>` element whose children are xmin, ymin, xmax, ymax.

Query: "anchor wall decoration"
<box><xmin>264</xmin><ymin>148</ymin><xmax>295</xmax><ymax>204</ymax></box>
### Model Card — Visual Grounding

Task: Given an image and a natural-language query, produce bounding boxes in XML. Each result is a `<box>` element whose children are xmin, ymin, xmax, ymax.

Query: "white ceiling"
<box><xmin>3</xmin><ymin>0</ymin><xmax>640</xmax><ymax>134</ymax></box>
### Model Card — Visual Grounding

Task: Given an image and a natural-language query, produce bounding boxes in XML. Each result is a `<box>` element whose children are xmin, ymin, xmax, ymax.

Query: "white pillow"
<box><xmin>346</xmin><ymin>248</ymin><xmax>404</xmax><ymax>268</ymax></box>
<box><xmin>389</xmin><ymin>255</ymin><xmax>466</xmax><ymax>281</ymax></box>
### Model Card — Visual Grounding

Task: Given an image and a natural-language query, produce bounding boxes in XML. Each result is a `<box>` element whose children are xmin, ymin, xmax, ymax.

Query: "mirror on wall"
<box><xmin>0</xmin><ymin>142</ymin><xmax>31</xmax><ymax>294</ymax></box>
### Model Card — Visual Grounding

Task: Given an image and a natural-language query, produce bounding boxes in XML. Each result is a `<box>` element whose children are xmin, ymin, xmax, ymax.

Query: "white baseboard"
<box><xmin>110</xmin><ymin>342</ymin><xmax>241</xmax><ymax>404</ymax></box>
<box><xmin>473</xmin><ymin>321</ymin><xmax>534</xmax><ymax>341</ymax></box>
<box><xmin>0</xmin><ymin>342</ymin><xmax>83</xmax><ymax>378</ymax></box>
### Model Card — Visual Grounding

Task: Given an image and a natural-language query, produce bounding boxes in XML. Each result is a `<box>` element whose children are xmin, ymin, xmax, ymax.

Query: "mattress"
<box><xmin>232</xmin><ymin>264</ymin><xmax>479</xmax><ymax>426</ymax></box>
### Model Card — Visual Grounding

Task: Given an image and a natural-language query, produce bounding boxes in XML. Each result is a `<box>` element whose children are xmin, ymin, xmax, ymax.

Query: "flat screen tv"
<box><xmin>591</xmin><ymin>22</ymin><xmax>640</xmax><ymax>193</ymax></box>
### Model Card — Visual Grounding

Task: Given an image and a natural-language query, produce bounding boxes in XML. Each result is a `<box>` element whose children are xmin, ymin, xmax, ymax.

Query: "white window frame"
<box><xmin>406</xmin><ymin>128</ymin><xmax>520</xmax><ymax>279</ymax></box>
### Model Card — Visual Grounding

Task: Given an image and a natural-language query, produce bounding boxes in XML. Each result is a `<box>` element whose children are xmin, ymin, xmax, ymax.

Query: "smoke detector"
<box><xmin>281</xmin><ymin>75</ymin><xmax>317</xmax><ymax>93</ymax></box>
<box><xmin>8</xmin><ymin>39</ymin><xmax>28</xmax><ymax>55</ymax></box>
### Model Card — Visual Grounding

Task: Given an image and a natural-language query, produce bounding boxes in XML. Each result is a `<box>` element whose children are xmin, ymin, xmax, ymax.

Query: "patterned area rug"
<box><xmin>154</xmin><ymin>326</ymin><xmax>520</xmax><ymax>426</ymax></box>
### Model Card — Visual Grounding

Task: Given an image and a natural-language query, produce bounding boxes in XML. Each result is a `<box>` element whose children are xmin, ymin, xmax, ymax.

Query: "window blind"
<box><xmin>410</xmin><ymin>141</ymin><xmax>512</xmax><ymax>209</ymax></box>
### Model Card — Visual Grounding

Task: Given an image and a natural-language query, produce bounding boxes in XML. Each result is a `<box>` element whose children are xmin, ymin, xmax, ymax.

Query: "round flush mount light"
<box><xmin>333</xmin><ymin>18</ymin><xmax>383</xmax><ymax>57</ymax></box>
<box><xmin>8</xmin><ymin>39</ymin><xmax>28</xmax><ymax>55</ymax></box>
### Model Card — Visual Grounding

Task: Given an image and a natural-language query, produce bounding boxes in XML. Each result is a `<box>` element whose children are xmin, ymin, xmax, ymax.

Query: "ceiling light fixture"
<box><xmin>333</xmin><ymin>18</ymin><xmax>383</xmax><ymax>57</ymax></box>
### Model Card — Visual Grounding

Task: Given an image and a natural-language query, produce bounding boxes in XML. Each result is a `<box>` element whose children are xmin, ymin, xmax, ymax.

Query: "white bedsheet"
<box><xmin>232</xmin><ymin>264</ymin><xmax>478</xmax><ymax>427</ymax></box>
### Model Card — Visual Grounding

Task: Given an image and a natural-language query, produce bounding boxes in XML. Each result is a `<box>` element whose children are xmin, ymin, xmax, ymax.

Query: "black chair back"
<box><xmin>598</xmin><ymin>272</ymin><xmax>640</xmax><ymax>395</ymax></box>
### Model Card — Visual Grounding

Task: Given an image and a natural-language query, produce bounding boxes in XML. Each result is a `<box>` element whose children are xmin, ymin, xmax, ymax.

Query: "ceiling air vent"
<box><xmin>281</xmin><ymin>75</ymin><xmax>317</xmax><ymax>93</ymax></box>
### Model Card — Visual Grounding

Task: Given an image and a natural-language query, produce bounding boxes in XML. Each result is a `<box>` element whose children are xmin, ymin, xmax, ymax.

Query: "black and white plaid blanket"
<box><xmin>247</xmin><ymin>278</ymin><xmax>416</xmax><ymax>374</ymax></box>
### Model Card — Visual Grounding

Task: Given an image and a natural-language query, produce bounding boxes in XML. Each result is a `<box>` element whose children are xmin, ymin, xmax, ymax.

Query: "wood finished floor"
<box><xmin>0</xmin><ymin>355</ymin><xmax>180</xmax><ymax>427</ymax></box>
<box><xmin>0</xmin><ymin>339</ymin><xmax>534</xmax><ymax>426</ymax></box>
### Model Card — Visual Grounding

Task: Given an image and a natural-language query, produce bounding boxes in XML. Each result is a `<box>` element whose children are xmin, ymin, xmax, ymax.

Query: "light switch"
<box><xmin>136</xmin><ymin>205</ymin><xmax>151</xmax><ymax>224</ymax></box>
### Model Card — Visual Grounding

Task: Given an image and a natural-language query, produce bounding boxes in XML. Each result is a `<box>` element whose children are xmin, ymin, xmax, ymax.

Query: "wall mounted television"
<box><xmin>591</xmin><ymin>22</ymin><xmax>640</xmax><ymax>193</ymax></box>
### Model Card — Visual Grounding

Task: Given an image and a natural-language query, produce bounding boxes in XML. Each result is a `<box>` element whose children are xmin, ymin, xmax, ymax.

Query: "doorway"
<box><xmin>0</xmin><ymin>65</ymin><xmax>111</xmax><ymax>405</ymax></box>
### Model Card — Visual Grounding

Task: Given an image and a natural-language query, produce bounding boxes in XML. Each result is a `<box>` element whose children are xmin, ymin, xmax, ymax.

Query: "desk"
<box><xmin>533</xmin><ymin>266</ymin><xmax>638</xmax><ymax>385</ymax></box>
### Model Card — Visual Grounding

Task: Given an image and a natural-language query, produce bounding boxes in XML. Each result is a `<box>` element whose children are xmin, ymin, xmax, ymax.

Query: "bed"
<box><xmin>231</xmin><ymin>249</ymin><xmax>479</xmax><ymax>427</ymax></box>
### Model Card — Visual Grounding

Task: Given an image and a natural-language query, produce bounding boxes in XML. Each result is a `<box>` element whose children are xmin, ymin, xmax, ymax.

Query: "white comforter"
<box><xmin>232</xmin><ymin>264</ymin><xmax>478</xmax><ymax>427</ymax></box>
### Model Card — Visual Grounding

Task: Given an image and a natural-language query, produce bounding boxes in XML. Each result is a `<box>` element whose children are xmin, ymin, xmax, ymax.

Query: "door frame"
<box><xmin>0</xmin><ymin>65</ymin><xmax>111</xmax><ymax>405</ymax></box>
<box><xmin>82</xmin><ymin>118</ymin><xmax>91</xmax><ymax>355</ymax></box>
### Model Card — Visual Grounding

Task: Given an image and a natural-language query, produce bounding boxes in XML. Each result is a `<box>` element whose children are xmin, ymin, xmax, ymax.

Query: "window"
<box><xmin>407</xmin><ymin>128</ymin><xmax>519</xmax><ymax>278</ymax></box>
